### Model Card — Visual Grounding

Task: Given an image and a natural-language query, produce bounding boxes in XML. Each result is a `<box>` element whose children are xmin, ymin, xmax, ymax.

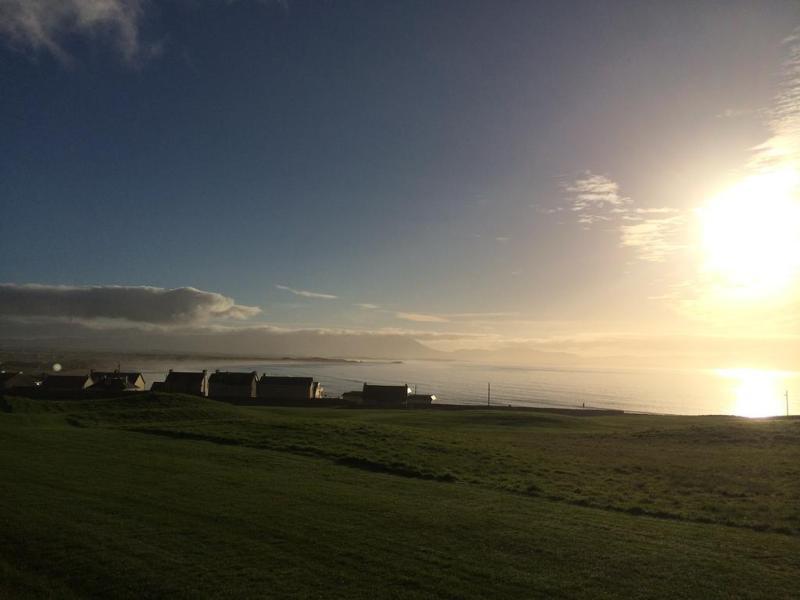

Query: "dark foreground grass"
<box><xmin>1</xmin><ymin>394</ymin><xmax>799</xmax><ymax>599</ymax></box>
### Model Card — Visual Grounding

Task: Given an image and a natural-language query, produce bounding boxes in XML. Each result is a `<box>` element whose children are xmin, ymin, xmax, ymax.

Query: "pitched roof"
<box><xmin>363</xmin><ymin>384</ymin><xmax>409</xmax><ymax>393</ymax></box>
<box><xmin>0</xmin><ymin>371</ymin><xmax>22</xmax><ymax>384</ymax></box>
<box><xmin>43</xmin><ymin>374</ymin><xmax>91</xmax><ymax>389</ymax></box>
<box><xmin>209</xmin><ymin>371</ymin><xmax>257</xmax><ymax>385</ymax></box>
<box><xmin>362</xmin><ymin>384</ymin><xmax>410</xmax><ymax>401</ymax></box>
<box><xmin>165</xmin><ymin>371</ymin><xmax>206</xmax><ymax>384</ymax></box>
<box><xmin>258</xmin><ymin>376</ymin><xmax>314</xmax><ymax>385</ymax></box>
<box><xmin>91</xmin><ymin>371</ymin><xmax>144</xmax><ymax>385</ymax></box>
<box><xmin>89</xmin><ymin>377</ymin><xmax>139</xmax><ymax>392</ymax></box>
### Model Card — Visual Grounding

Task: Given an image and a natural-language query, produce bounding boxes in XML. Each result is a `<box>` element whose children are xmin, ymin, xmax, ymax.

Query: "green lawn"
<box><xmin>1</xmin><ymin>394</ymin><xmax>798</xmax><ymax>598</ymax></box>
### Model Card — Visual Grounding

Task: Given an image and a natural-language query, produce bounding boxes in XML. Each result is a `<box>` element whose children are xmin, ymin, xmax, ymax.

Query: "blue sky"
<box><xmin>1</xmin><ymin>1</ymin><xmax>800</xmax><ymax>359</ymax></box>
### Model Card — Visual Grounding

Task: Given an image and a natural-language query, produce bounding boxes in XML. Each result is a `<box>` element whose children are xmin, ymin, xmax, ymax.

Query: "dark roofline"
<box><xmin>208</xmin><ymin>371</ymin><xmax>258</xmax><ymax>384</ymax></box>
<box><xmin>258</xmin><ymin>376</ymin><xmax>314</xmax><ymax>385</ymax></box>
<box><xmin>165</xmin><ymin>371</ymin><xmax>207</xmax><ymax>382</ymax></box>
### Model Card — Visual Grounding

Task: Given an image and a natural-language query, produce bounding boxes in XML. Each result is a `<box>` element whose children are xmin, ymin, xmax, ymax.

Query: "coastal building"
<box><xmin>0</xmin><ymin>371</ymin><xmax>40</xmax><ymax>391</ymax></box>
<box><xmin>208</xmin><ymin>371</ymin><xmax>258</xmax><ymax>399</ymax></box>
<box><xmin>163</xmin><ymin>370</ymin><xmax>208</xmax><ymax>396</ymax></box>
<box><xmin>407</xmin><ymin>394</ymin><xmax>436</xmax><ymax>407</ymax></box>
<box><xmin>257</xmin><ymin>376</ymin><xmax>323</xmax><ymax>399</ymax></box>
<box><xmin>362</xmin><ymin>383</ymin><xmax>411</xmax><ymax>406</ymax></box>
<box><xmin>88</xmin><ymin>375</ymin><xmax>141</xmax><ymax>393</ymax></box>
<box><xmin>90</xmin><ymin>370</ymin><xmax>146</xmax><ymax>391</ymax></box>
<box><xmin>42</xmin><ymin>373</ymin><xmax>93</xmax><ymax>392</ymax></box>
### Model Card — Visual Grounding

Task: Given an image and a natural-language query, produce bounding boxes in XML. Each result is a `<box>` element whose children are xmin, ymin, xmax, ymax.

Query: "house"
<box><xmin>362</xmin><ymin>383</ymin><xmax>411</xmax><ymax>406</ymax></box>
<box><xmin>0</xmin><ymin>371</ymin><xmax>40</xmax><ymax>391</ymax></box>
<box><xmin>208</xmin><ymin>371</ymin><xmax>257</xmax><ymax>399</ymax></box>
<box><xmin>88</xmin><ymin>375</ymin><xmax>141</xmax><ymax>393</ymax></box>
<box><xmin>41</xmin><ymin>373</ymin><xmax>93</xmax><ymax>392</ymax></box>
<box><xmin>90</xmin><ymin>370</ymin><xmax>146</xmax><ymax>391</ymax></box>
<box><xmin>163</xmin><ymin>370</ymin><xmax>208</xmax><ymax>396</ymax></box>
<box><xmin>408</xmin><ymin>394</ymin><xmax>436</xmax><ymax>407</ymax></box>
<box><xmin>150</xmin><ymin>381</ymin><xmax>166</xmax><ymax>392</ymax></box>
<box><xmin>257</xmin><ymin>376</ymin><xmax>324</xmax><ymax>400</ymax></box>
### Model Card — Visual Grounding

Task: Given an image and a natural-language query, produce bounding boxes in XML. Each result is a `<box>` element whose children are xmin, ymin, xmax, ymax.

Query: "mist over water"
<box><xmin>140</xmin><ymin>360</ymin><xmax>800</xmax><ymax>417</ymax></box>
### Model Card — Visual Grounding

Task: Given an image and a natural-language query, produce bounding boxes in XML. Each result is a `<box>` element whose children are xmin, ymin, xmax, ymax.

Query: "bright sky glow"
<box><xmin>698</xmin><ymin>168</ymin><xmax>800</xmax><ymax>301</ymax></box>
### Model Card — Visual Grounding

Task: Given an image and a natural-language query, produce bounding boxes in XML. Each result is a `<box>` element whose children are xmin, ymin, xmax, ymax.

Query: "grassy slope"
<box><xmin>1</xmin><ymin>394</ymin><xmax>799</xmax><ymax>599</ymax></box>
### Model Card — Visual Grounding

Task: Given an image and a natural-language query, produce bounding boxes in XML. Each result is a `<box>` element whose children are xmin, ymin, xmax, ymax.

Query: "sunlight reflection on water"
<box><xmin>715</xmin><ymin>368</ymin><xmax>795</xmax><ymax>418</ymax></box>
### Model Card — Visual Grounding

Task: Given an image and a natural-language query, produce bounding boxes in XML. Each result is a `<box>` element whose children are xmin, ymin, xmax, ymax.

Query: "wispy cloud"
<box><xmin>0</xmin><ymin>0</ymin><xmax>151</xmax><ymax>64</ymax></box>
<box><xmin>445</xmin><ymin>312</ymin><xmax>518</xmax><ymax>319</ymax></box>
<box><xmin>354</xmin><ymin>303</ymin><xmax>380</xmax><ymax>310</ymax></box>
<box><xmin>275</xmin><ymin>285</ymin><xmax>338</xmax><ymax>300</ymax></box>
<box><xmin>562</xmin><ymin>172</ymin><xmax>685</xmax><ymax>262</ymax></box>
<box><xmin>716</xmin><ymin>108</ymin><xmax>751</xmax><ymax>119</ymax></box>
<box><xmin>620</xmin><ymin>210</ymin><xmax>686</xmax><ymax>263</ymax></box>
<box><xmin>0</xmin><ymin>283</ymin><xmax>261</xmax><ymax>325</ymax></box>
<box><xmin>395</xmin><ymin>312</ymin><xmax>449</xmax><ymax>323</ymax></box>
<box><xmin>563</xmin><ymin>171</ymin><xmax>630</xmax><ymax>227</ymax></box>
<box><xmin>749</xmin><ymin>26</ymin><xmax>800</xmax><ymax>172</ymax></box>
<box><xmin>495</xmin><ymin>236</ymin><xmax>511</xmax><ymax>243</ymax></box>
<box><xmin>0</xmin><ymin>0</ymin><xmax>286</xmax><ymax>65</ymax></box>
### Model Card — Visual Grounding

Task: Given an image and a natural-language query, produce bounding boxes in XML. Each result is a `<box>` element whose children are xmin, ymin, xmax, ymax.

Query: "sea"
<box><xmin>138</xmin><ymin>359</ymin><xmax>800</xmax><ymax>418</ymax></box>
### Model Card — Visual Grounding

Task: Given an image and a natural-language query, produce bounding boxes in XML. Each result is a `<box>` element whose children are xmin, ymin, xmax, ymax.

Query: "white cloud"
<box><xmin>620</xmin><ymin>212</ymin><xmax>686</xmax><ymax>262</ymax></box>
<box><xmin>563</xmin><ymin>171</ymin><xmax>631</xmax><ymax>227</ymax></box>
<box><xmin>354</xmin><ymin>303</ymin><xmax>380</xmax><ymax>310</ymax></box>
<box><xmin>395</xmin><ymin>312</ymin><xmax>449</xmax><ymax>323</ymax></box>
<box><xmin>0</xmin><ymin>0</ymin><xmax>149</xmax><ymax>64</ymax></box>
<box><xmin>495</xmin><ymin>236</ymin><xmax>511</xmax><ymax>243</ymax></box>
<box><xmin>0</xmin><ymin>283</ymin><xmax>261</xmax><ymax>325</ymax></box>
<box><xmin>749</xmin><ymin>27</ymin><xmax>800</xmax><ymax>171</ymax></box>
<box><xmin>275</xmin><ymin>284</ymin><xmax>338</xmax><ymax>300</ymax></box>
<box><xmin>562</xmin><ymin>172</ymin><xmax>686</xmax><ymax>262</ymax></box>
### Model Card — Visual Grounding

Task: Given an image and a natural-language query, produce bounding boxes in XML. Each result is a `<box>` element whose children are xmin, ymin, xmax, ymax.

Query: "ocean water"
<box><xmin>139</xmin><ymin>359</ymin><xmax>800</xmax><ymax>417</ymax></box>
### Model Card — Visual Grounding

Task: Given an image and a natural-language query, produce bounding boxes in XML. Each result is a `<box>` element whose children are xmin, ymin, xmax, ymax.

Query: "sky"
<box><xmin>1</xmin><ymin>0</ymin><xmax>800</xmax><ymax>366</ymax></box>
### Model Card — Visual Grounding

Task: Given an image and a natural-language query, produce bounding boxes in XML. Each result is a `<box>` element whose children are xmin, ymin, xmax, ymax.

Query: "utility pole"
<box><xmin>487</xmin><ymin>382</ymin><xmax>491</xmax><ymax>407</ymax></box>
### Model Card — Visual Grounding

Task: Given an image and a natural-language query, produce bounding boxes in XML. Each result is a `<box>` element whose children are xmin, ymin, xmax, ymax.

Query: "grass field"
<box><xmin>1</xmin><ymin>394</ymin><xmax>799</xmax><ymax>598</ymax></box>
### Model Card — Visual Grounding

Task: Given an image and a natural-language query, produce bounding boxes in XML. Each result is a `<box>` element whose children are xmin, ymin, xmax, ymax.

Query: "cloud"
<box><xmin>275</xmin><ymin>285</ymin><xmax>338</xmax><ymax>300</ymax></box>
<box><xmin>749</xmin><ymin>27</ymin><xmax>800</xmax><ymax>171</ymax></box>
<box><xmin>495</xmin><ymin>236</ymin><xmax>511</xmax><ymax>243</ymax></box>
<box><xmin>620</xmin><ymin>210</ymin><xmax>686</xmax><ymax>262</ymax></box>
<box><xmin>716</xmin><ymin>108</ymin><xmax>751</xmax><ymax>119</ymax></box>
<box><xmin>445</xmin><ymin>312</ymin><xmax>517</xmax><ymax>319</ymax></box>
<box><xmin>562</xmin><ymin>172</ymin><xmax>686</xmax><ymax>262</ymax></box>
<box><xmin>0</xmin><ymin>0</ymin><xmax>150</xmax><ymax>64</ymax></box>
<box><xmin>0</xmin><ymin>283</ymin><xmax>260</xmax><ymax>325</ymax></box>
<box><xmin>563</xmin><ymin>171</ymin><xmax>631</xmax><ymax>227</ymax></box>
<box><xmin>395</xmin><ymin>312</ymin><xmax>449</xmax><ymax>323</ymax></box>
<box><xmin>354</xmin><ymin>303</ymin><xmax>380</xmax><ymax>310</ymax></box>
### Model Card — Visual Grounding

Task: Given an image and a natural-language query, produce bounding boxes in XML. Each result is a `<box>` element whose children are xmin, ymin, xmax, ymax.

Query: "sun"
<box><xmin>697</xmin><ymin>168</ymin><xmax>800</xmax><ymax>300</ymax></box>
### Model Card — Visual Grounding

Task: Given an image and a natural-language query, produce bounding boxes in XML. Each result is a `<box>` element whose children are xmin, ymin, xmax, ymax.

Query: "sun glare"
<box><xmin>716</xmin><ymin>368</ymin><xmax>789</xmax><ymax>418</ymax></box>
<box><xmin>698</xmin><ymin>169</ymin><xmax>800</xmax><ymax>300</ymax></box>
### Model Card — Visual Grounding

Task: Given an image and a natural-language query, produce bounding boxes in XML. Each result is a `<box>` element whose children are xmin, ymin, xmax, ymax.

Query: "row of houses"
<box><xmin>0</xmin><ymin>368</ymin><xmax>435</xmax><ymax>407</ymax></box>
<box><xmin>150</xmin><ymin>370</ymin><xmax>325</xmax><ymax>400</ymax></box>
<box><xmin>0</xmin><ymin>369</ymin><xmax>146</xmax><ymax>393</ymax></box>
